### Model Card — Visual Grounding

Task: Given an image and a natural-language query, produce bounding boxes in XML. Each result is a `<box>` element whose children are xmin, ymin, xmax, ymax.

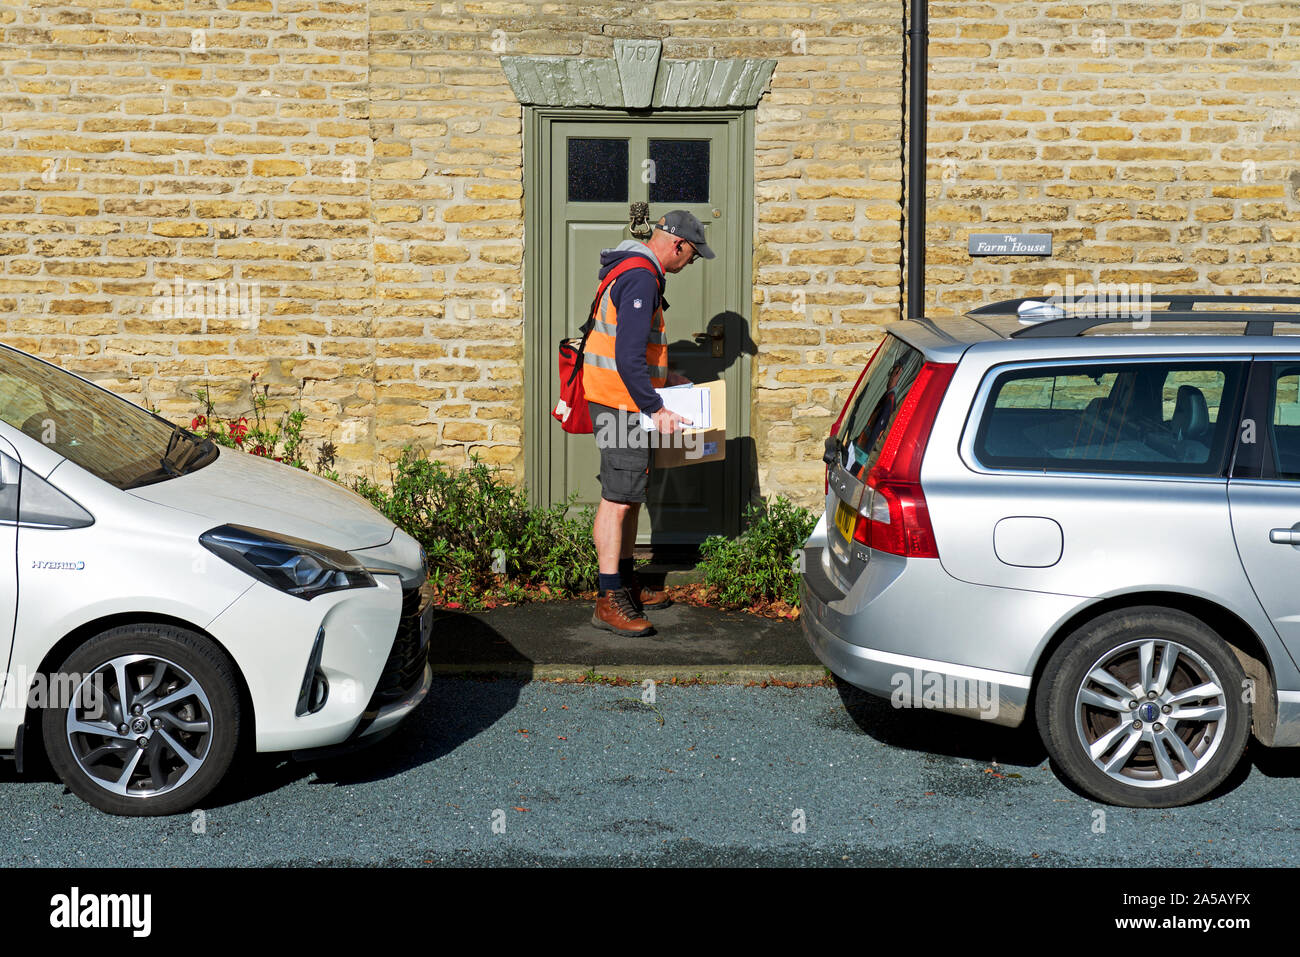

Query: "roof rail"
<box><xmin>967</xmin><ymin>294</ymin><xmax>1300</xmax><ymax>339</ymax></box>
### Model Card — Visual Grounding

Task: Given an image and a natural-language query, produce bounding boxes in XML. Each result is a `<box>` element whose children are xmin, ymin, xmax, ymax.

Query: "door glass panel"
<box><xmin>648</xmin><ymin>139</ymin><xmax>710</xmax><ymax>204</ymax></box>
<box><xmin>1271</xmin><ymin>368</ymin><xmax>1300</xmax><ymax>477</ymax></box>
<box><xmin>567</xmin><ymin>138</ymin><xmax>628</xmax><ymax>203</ymax></box>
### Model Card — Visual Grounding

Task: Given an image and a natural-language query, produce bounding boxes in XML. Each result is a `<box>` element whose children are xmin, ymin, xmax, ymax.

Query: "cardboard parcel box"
<box><xmin>645</xmin><ymin>380</ymin><xmax>726</xmax><ymax>469</ymax></box>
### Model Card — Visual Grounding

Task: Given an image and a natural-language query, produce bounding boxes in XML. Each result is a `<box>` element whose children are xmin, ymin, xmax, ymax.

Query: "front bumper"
<box><xmin>208</xmin><ymin>574</ymin><xmax>433</xmax><ymax>752</ymax></box>
<box><xmin>292</xmin><ymin>663</ymin><xmax>433</xmax><ymax>760</ymax></box>
<box><xmin>286</xmin><ymin>583</ymin><xmax>435</xmax><ymax>761</ymax></box>
<box><xmin>354</xmin><ymin>581</ymin><xmax>435</xmax><ymax>740</ymax></box>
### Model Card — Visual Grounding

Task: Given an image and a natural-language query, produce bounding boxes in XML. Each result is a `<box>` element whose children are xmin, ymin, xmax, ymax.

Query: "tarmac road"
<box><xmin>2</xmin><ymin>677</ymin><xmax>1299</xmax><ymax>867</ymax></box>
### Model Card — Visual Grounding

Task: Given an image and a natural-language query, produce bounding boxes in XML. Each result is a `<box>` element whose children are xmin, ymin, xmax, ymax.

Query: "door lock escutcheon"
<box><xmin>693</xmin><ymin>326</ymin><xmax>725</xmax><ymax>358</ymax></box>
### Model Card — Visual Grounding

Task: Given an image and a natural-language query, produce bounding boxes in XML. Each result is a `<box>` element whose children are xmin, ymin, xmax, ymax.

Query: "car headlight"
<box><xmin>200</xmin><ymin>524</ymin><xmax>376</xmax><ymax>600</ymax></box>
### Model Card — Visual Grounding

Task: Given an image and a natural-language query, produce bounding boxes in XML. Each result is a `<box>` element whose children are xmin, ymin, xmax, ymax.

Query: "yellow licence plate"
<box><xmin>834</xmin><ymin>501</ymin><xmax>858</xmax><ymax>541</ymax></box>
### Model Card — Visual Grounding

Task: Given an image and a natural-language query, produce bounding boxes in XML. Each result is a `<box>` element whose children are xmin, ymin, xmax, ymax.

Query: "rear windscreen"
<box><xmin>835</xmin><ymin>335</ymin><xmax>926</xmax><ymax>480</ymax></box>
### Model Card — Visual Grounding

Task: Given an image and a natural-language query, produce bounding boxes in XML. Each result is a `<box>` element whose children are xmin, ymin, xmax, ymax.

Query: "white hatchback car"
<box><xmin>0</xmin><ymin>344</ymin><xmax>432</xmax><ymax>815</ymax></box>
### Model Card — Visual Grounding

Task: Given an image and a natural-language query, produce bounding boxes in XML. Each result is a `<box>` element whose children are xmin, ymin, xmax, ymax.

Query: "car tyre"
<box><xmin>1036</xmin><ymin>607</ymin><xmax>1249</xmax><ymax>808</ymax></box>
<box><xmin>42</xmin><ymin>624</ymin><xmax>241</xmax><ymax>816</ymax></box>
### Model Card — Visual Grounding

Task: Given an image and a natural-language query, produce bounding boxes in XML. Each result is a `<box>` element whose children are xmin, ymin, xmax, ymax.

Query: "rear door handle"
<box><xmin>1269</xmin><ymin>528</ymin><xmax>1300</xmax><ymax>545</ymax></box>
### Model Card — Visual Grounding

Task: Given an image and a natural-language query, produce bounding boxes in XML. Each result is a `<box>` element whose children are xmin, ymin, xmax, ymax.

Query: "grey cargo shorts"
<box><xmin>589</xmin><ymin>401</ymin><xmax>654</xmax><ymax>504</ymax></box>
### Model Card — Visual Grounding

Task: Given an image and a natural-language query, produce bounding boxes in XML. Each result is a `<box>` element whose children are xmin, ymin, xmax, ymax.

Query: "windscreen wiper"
<box><xmin>159</xmin><ymin>430</ymin><xmax>183</xmax><ymax>476</ymax></box>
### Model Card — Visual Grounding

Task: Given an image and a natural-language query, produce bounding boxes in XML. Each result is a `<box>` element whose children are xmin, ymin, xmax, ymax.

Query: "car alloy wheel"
<box><xmin>42</xmin><ymin>624</ymin><xmax>240</xmax><ymax>816</ymax></box>
<box><xmin>1036</xmin><ymin>607</ymin><xmax>1250</xmax><ymax>808</ymax></box>
<box><xmin>65</xmin><ymin>654</ymin><xmax>215</xmax><ymax>798</ymax></box>
<box><xmin>1074</xmin><ymin>638</ymin><xmax>1228</xmax><ymax>788</ymax></box>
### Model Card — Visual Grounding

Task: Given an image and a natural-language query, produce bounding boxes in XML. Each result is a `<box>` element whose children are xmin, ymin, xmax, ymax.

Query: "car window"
<box><xmin>0</xmin><ymin>346</ymin><xmax>210</xmax><ymax>489</ymax></box>
<box><xmin>835</xmin><ymin>335</ymin><xmax>925</xmax><ymax>480</ymax></box>
<box><xmin>1269</xmin><ymin>368</ymin><xmax>1300</xmax><ymax>478</ymax></box>
<box><xmin>974</xmin><ymin>360</ymin><xmax>1246</xmax><ymax>476</ymax></box>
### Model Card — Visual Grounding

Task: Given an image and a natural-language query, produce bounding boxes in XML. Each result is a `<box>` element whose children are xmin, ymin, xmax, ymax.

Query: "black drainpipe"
<box><xmin>905</xmin><ymin>0</ymin><xmax>928</xmax><ymax>320</ymax></box>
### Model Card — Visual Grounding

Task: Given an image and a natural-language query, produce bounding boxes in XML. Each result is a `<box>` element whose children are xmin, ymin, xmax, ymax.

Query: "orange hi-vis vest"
<box><xmin>581</xmin><ymin>255</ymin><xmax>667</xmax><ymax>412</ymax></box>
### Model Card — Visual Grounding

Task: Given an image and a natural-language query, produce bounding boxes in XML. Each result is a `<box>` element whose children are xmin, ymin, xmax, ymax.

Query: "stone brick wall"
<box><xmin>749</xmin><ymin>1</ymin><xmax>904</xmax><ymax>499</ymax></box>
<box><xmin>369</xmin><ymin>0</ymin><xmax>906</xmax><ymax>499</ymax></box>
<box><xmin>1</xmin><ymin>0</ymin><xmax>905</xmax><ymax>506</ymax></box>
<box><xmin>0</xmin><ymin>0</ymin><xmax>376</xmax><ymax>471</ymax></box>
<box><xmin>4</xmin><ymin>0</ymin><xmax>1299</xmax><ymax>515</ymax></box>
<box><xmin>924</xmin><ymin>0</ymin><xmax>1300</xmax><ymax>317</ymax></box>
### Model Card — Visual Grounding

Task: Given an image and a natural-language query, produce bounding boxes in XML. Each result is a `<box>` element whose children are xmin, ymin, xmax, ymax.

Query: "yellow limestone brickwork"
<box><xmin>0</xmin><ymin>0</ymin><xmax>376</xmax><ymax>469</ymax></box>
<box><xmin>8</xmin><ymin>1</ymin><xmax>1298</xmax><ymax>511</ymax></box>
<box><xmin>0</xmin><ymin>0</ymin><xmax>905</xmax><ymax>505</ymax></box>
<box><xmin>923</xmin><ymin>1</ymin><xmax>1300</xmax><ymax>317</ymax></box>
<box><xmin>368</xmin><ymin>0</ymin><xmax>905</xmax><ymax>499</ymax></box>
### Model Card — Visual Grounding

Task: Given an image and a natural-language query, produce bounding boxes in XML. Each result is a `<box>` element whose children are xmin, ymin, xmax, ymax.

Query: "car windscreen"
<box><xmin>0</xmin><ymin>346</ymin><xmax>213</xmax><ymax>489</ymax></box>
<box><xmin>835</xmin><ymin>335</ymin><xmax>927</xmax><ymax>480</ymax></box>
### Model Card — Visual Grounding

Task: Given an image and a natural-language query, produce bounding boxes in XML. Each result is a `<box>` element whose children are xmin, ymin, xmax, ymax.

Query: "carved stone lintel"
<box><xmin>502</xmin><ymin>45</ymin><xmax>775</xmax><ymax>109</ymax></box>
<box><xmin>614</xmin><ymin>39</ymin><xmax>661</xmax><ymax>109</ymax></box>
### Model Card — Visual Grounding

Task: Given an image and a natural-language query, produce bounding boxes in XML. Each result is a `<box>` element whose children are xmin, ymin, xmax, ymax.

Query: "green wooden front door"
<box><xmin>528</xmin><ymin>111</ymin><xmax>752</xmax><ymax>544</ymax></box>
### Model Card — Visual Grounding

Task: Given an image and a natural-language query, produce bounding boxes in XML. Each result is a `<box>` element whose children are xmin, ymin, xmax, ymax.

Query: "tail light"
<box><xmin>850</xmin><ymin>361</ymin><xmax>955</xmax><ymax>558</ymax></box>
<box><xmin>826</xmin><ymin>341</ymin><xmax>884</xmax><ymax>493</ymax></box>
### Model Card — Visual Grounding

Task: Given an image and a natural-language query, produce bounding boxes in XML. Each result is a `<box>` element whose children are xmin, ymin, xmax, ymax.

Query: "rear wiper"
<box><xmin>823</xmin><ymin>435</ymin><xmax>842</xmax><ymax>467</ymax></box>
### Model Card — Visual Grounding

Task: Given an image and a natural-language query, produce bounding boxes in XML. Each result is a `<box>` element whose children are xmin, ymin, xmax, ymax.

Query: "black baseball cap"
<box><xmin>654</xmin><ymin>210</ymin><xmax>715</xmax><ymax>260</ymax></box>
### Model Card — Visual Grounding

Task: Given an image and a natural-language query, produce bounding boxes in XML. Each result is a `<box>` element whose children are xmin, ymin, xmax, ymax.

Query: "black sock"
<box><xmin>618</xmin><ymin>558</ymin><xmax>635</xmax><ymax>582</ymax></box>
<box><xmin>599</xmin><ymin>572</ymin><xmax>622</xmax><ymax>594</ymax></box>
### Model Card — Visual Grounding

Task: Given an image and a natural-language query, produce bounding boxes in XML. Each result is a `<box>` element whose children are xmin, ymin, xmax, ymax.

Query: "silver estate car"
<box><xmin>801</xmin><ymin>294</ymin><xmax>1300</xmax><ymax>807</ymax></box>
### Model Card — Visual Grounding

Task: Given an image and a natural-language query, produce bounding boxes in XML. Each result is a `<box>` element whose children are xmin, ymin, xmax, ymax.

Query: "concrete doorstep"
<box><xmin>427</xmin><ymin>597</ymin><xmax>826</xmax><ymax>685</ymax></box>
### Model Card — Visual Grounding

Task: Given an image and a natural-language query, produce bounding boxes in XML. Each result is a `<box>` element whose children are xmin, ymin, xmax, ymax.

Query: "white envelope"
<box><xmin>639</xmin><ymin>384</ymin><xmax>711</xmax><ymax>431</ymax></box>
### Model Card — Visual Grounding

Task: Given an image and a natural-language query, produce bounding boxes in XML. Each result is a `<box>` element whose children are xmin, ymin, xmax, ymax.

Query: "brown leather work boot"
<box><xmin>592</xmin><ymin>587</ymin><xmax>654</xmax><ymax>637</ymax></box>
<box><xmin>626</xmin><ymin>570</ymin><xmax>671</xmax><ymax>612</ymax></box>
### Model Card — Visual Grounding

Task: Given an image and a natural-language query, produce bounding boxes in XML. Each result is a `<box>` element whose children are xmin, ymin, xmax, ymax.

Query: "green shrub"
<box><xmin>698</xmin><ymin>496</ymin><xmax>818</xmax><ymax>608</ymax></box>
<box><xmin>353</xmin><ymin>448</ymin><xmax>598</xmax><ymax>609</ymax></box>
